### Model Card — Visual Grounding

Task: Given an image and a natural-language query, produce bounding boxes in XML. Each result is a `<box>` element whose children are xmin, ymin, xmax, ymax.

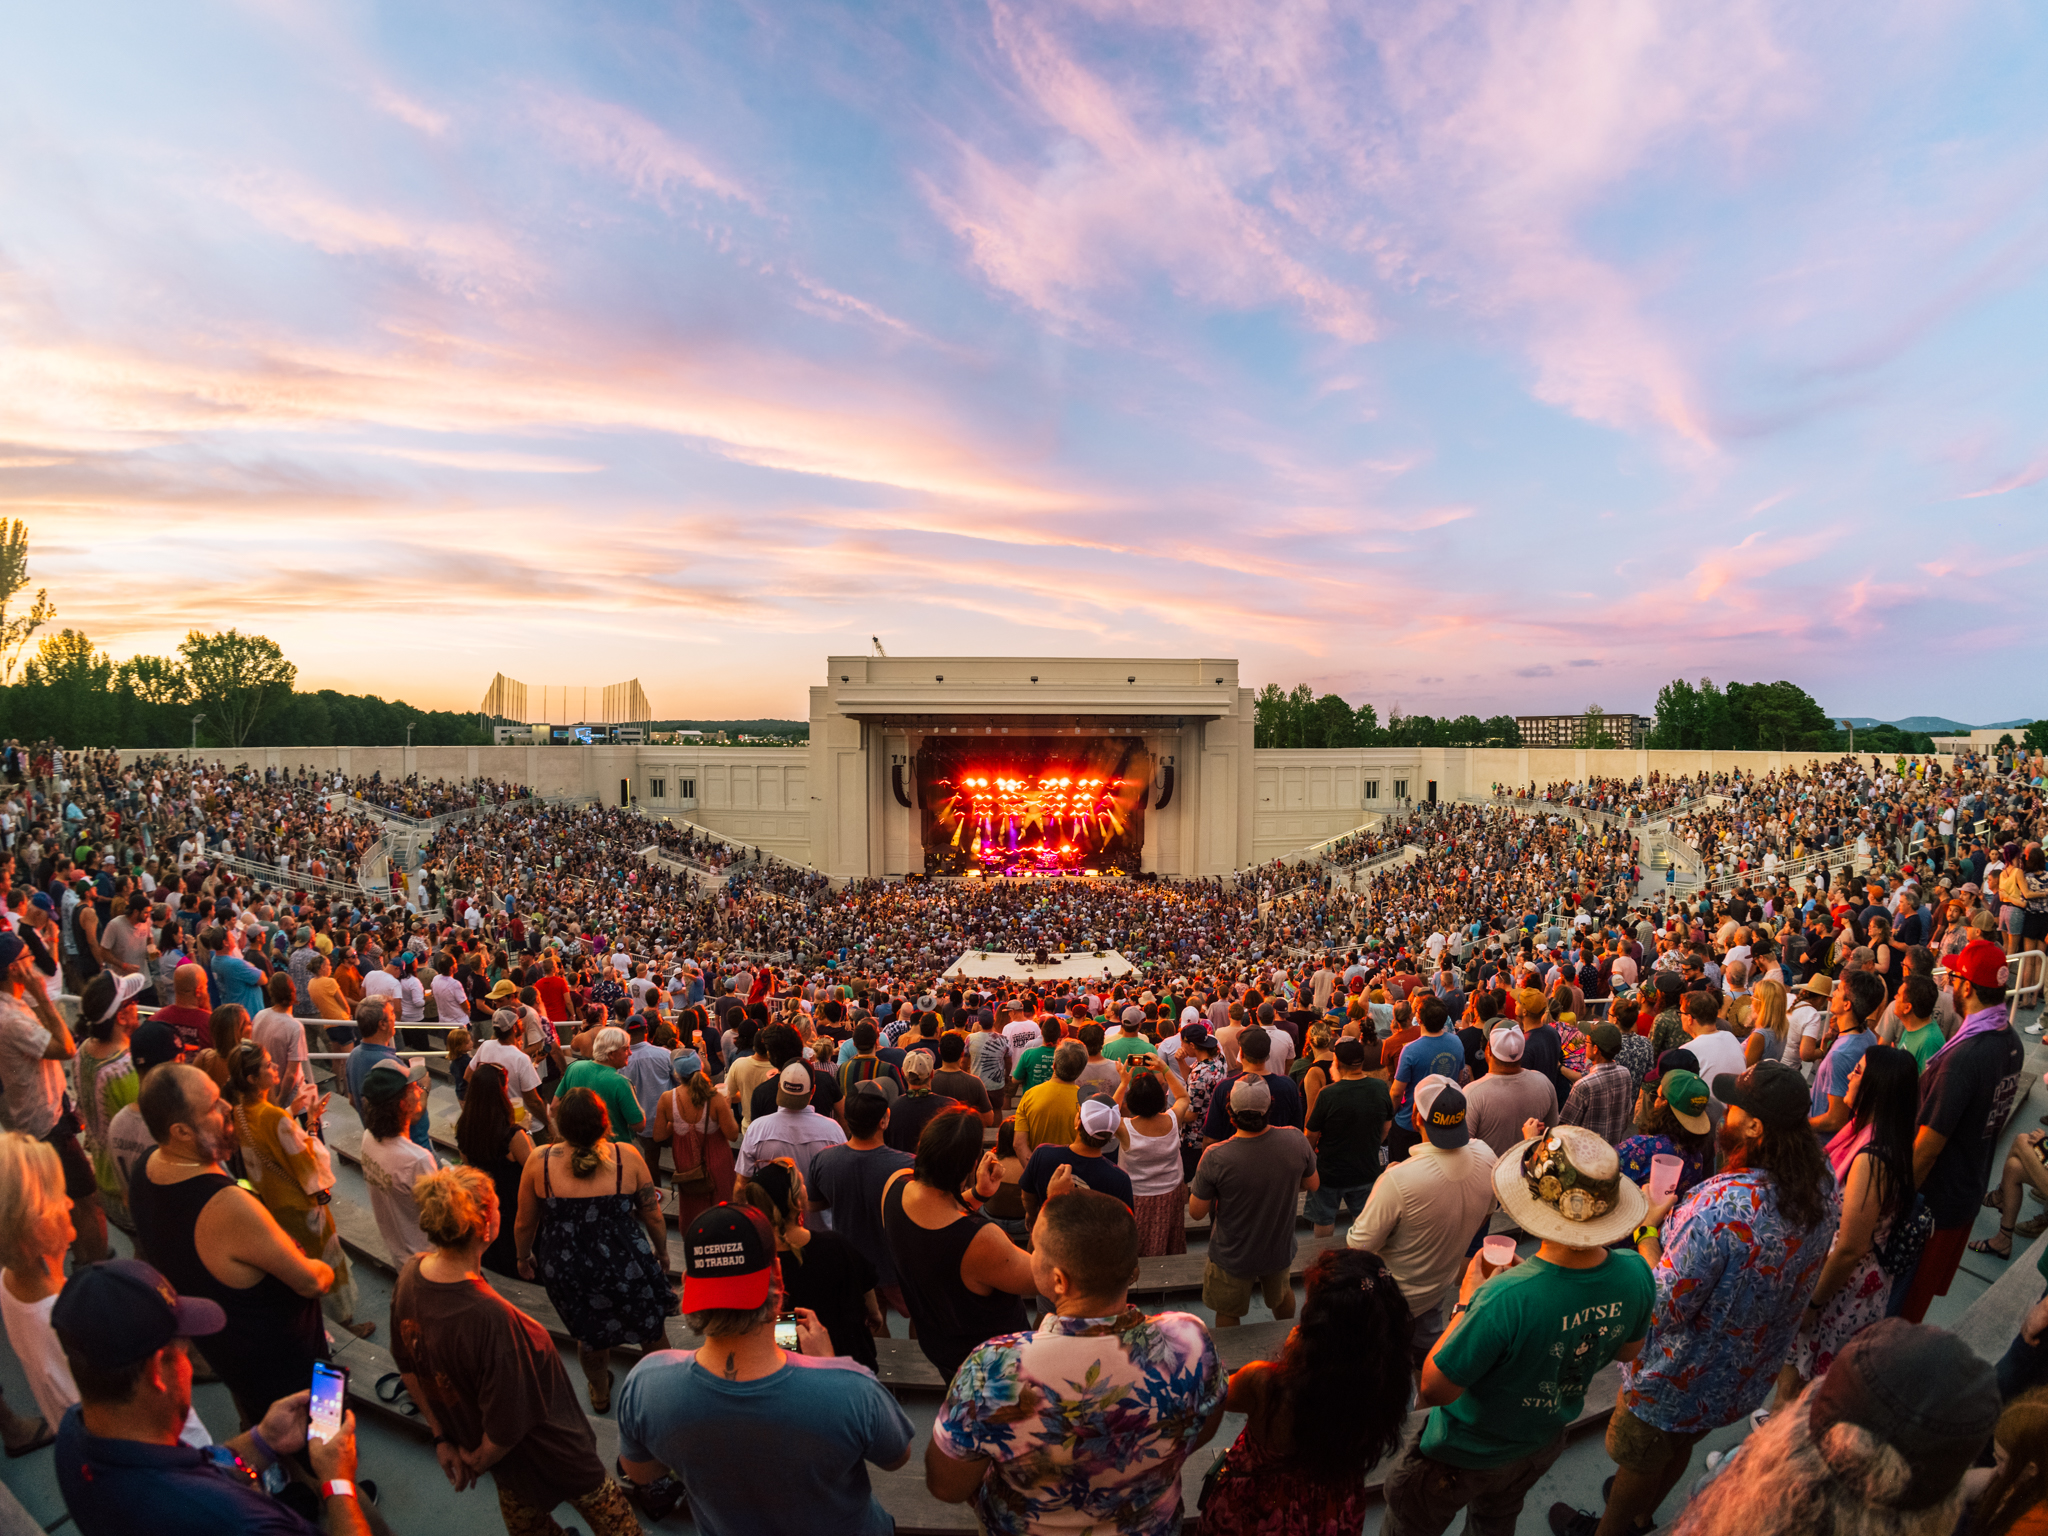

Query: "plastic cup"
<box><xmin>1648</xmin><ymin>1154</ymin><xmax>1683</xmax><ymax>1200</ymax></box>
<box><xmin>1481</xmin><ymin>1235</ymin><xmax>1516</xmax><ymax>1272</ymax></box>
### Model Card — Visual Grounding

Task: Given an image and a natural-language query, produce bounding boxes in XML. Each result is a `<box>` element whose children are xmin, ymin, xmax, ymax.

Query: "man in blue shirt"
<box><xmin>201</xmin><ymin>926</ymin><xmax>266</xmax><ymax>1018</ymax></box>
<box><xmin>52</xmin><ymin>1259</ymin><xmax>370</xmax><ymax>1536</ymax></box>
<box><xmin>619</xmin><ymin>1205</ymin><xmax>913</xmax><ymax>1536</ymax></box>
<box><xmin>344</xmin><ymin>996</ymin><xmax>430</xmax><ymax>1150</ymax></box>
<box><xmin>1391</xmin><ymin>998</ymin><xmax>1469</xmax><ymax>1162</ymax></box>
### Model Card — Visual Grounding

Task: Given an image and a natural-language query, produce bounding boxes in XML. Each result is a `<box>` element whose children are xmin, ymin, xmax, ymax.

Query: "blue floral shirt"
<box><xmin>1621</xmin><ymin>1167</ymin><xmax>1839</xmax><ymax>1432</ymax></box>
<box><xmin>933</xmin><ymin>1307</ymin><xmax>1224</xmax><ymax>1535</ymax></box>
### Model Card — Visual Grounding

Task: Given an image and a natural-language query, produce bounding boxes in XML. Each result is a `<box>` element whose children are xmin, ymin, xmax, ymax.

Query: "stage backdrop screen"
<box><xmin>914</xmin><ymin>737</ymin><xmax>1151</xmax><ymax>875</ymax></box>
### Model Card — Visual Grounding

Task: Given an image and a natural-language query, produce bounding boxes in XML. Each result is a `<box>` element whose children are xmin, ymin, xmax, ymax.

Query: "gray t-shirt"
<box><xmin>1463</xmin><ymin>1070</ymin><xmax>1559</xmax><ymax>1160</ymax></box>
<box><xmin>1192</xmin><ymin>1128</ymin><xmax>1316</xmax><ymax>1279</ymax></box>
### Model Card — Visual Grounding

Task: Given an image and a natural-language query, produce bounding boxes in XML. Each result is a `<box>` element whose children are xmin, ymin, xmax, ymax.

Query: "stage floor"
<box><xmin>945</xmin><ymin>949</ymin><xmax>1136</xmax><ymax>981</ymax></box>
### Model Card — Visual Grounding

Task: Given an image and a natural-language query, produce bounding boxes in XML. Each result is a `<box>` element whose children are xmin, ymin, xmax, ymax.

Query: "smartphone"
<box><xmin>773</xmin><ymin>1312</ymin><xmax>799</xmax><ymax>1350</ymax></box>
<box><xmin>309</xmin><ymin>1361</ymin><xmax>347</xmax><ymax>1445</ymax></box>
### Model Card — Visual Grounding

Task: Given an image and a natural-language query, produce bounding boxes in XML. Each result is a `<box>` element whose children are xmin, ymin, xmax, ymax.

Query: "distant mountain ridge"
<box><xmin>1837</xmin><ymin>716</ymin><xmax>2033</xmax><ymax>733</ymax></box>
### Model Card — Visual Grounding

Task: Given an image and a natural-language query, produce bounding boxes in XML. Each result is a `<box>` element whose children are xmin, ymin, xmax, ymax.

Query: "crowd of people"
<box><xmin>2</xmin><ymin>743</ymin><xmax>2048</xmax><ymax>1536</ymax></box>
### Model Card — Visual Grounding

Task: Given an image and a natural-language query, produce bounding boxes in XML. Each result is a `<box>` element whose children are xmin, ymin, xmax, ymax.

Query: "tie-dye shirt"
<box><xmin>1621</xmin><ymin>1166</ymin><xmax>1840</xmax><ymax>1432</ymax></box>
<box><xmin>933</xmin><ymin>1307</ymin><xmax>1224</xmax><ymax>1535</ymax></box>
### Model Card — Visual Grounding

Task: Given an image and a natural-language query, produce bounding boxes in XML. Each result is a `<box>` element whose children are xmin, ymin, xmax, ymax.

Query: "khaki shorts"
<box><xmin>1605</xmin><ymin>1402</ymin><xmax>1708</xmax><ymax>1474</ymax></box>
<box><xmin>1202</xmin><ymin>1260</ymin><xmax>1290</xmax><ymax>1317</ymax></box>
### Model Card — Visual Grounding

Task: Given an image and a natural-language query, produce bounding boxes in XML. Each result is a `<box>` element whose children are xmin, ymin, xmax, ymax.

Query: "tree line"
<box><xmin>1253</xmin><ymin>684</ymin><xmax>1524</xmax><ymax>749</ymax></box>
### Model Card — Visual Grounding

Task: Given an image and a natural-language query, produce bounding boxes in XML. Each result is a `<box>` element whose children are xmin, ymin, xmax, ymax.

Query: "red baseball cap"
<box><xmin>1943</xmin><ymin>938</ymin><xmax>2012</xmax><ymax>992</ymax></box>
<box><xmin>680</xmin><ymin>1204</ymin><xmax>777</xmax><ymax>1312</ymax></box>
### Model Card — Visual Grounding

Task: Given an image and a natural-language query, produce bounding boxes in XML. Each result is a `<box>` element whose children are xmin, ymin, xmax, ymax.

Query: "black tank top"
<box><xmin>881</xmin><ymin>1175</ymin><xmax>1027</xmax><ymax>1383</ymax></box>
<box><xmin>128</xmin><ymin>1162</ymin><xmax>326</xmax><ymax>1412</ymax></box>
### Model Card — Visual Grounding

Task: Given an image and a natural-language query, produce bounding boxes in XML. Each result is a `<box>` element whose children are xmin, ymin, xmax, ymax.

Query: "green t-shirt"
<box><xmin>1303</xmin><ymin>1076</ymin><xmax>1390</xmax><ymax>1188</ymax></box>
<box><xmin>1013</xmin><ymin>1045</ymin><xmax>1059</xmax><ymax>1091</ymax></box>
<box><xmin>1899</xmin><ymin>1023</ymin><xmax>1944</xmax><ymax>1071</ymax></box>
<box><xmin>1102</xmin><ymin>1034</ymin><xmax>1156</xmax><ymax>1064</ymax></box>
<box><xmin>1420</xmin><ymin>1253</ymin><xmax>1655</xmax><ymax>1468</ymax></box>
<box><xmin>558</xmin><ymin>1058</ymin><xmax>644</xmax><ymax>1139</ymax></box>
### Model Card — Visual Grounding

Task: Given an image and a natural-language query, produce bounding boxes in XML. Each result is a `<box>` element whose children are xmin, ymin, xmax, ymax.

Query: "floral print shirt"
<box><xmin>1180</xmin><ymin>1058</ymin><xmax>1228</xmax><ymax>1150</ymax></box>
<box><xmin>1620</xmin><ymin>1167</ymin><xmax>1839</xmax><ymax>1432</ymax></box>
<box><xmin>933</xmin><ymin>1307</ymin><xmax>1224</xmax><ymax>1536</ymax></box>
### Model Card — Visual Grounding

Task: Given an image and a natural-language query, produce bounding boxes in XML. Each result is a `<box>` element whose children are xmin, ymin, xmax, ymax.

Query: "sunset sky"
<box><xmin>4</xmin><ymin>1</ymin><xmax>2045</xmax><ymax>724</ymax></box>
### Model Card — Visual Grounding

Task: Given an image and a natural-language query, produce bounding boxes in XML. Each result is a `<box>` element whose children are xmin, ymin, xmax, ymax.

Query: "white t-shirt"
<box><xmin>1783</xmin><ymin>1002</ymin><xmax>1828</xmax><ymax>1079</ymax></box>
<box><xmin>475</xmin><ymin>1037</ymin><xmax>541</xmax><ymax>1097</ymax></box>
<box><xmin>1687</xmin><ymin>1028</ymin><xmax>1748</xmax><ymax>1102</ymax></box>
<box><xmin>361</xmin><ymin>1131</ymin><xmax>438</xmax><ymax>1265</ymax></box>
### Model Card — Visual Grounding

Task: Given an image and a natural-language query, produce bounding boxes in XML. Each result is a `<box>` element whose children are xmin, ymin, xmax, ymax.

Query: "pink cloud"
<box><xmin>528</xmin><ymin>90</ymin><xmax>762</xmax><ymax>214</ymax></box>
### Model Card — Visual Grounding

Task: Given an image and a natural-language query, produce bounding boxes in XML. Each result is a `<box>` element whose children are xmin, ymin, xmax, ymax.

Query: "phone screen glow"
<box><xmin>309</xmin><ymin>1363</ymin><xmax>346</xmax><ymax>1444</ymax></box>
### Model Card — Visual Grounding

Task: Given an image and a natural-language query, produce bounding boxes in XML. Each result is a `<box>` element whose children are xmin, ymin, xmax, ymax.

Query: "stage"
<box><xmin>945</xmin><ymin>949</ymin><xmax>1138</xmax><ymax>982</ymax></box>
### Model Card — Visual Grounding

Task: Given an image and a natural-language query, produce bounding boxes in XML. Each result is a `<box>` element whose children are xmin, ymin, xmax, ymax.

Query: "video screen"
<box><xmin>915</xmin><ymin>737</ymin><xmax>1150</xmax><ymax>876</ymax></box>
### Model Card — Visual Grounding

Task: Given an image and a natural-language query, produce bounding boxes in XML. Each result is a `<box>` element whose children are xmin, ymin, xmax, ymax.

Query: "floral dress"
<box><xmin>1196</xmin><ymin>1364</ymin><xmax>1371</xmax><ymax>1536</ymax></box>
<box><xmin>1791</xmin><ymin>1133</ymin><xmax>1892</xmax><ymax>1380</ymax></box>
<box><xmin>234</xmin><ymin>1097</ymin><xmax>358</xmax><ymax>1324</ymax></box>
<box><xmin>531</xmin><ymin>1148</ymin><xmax>675</xmax><ymax>1349</ymax></box>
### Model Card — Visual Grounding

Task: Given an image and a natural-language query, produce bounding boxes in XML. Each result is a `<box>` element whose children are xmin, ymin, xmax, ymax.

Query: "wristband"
<box><xmin>247</xmin><ymin>1426</ymin><xmax>278</xmax><ymax>1466</ymax></box>
<box><xmin>321</xmin><ymin>1480</ymin><xmax>356</xmax><ymax>1501</ymax></box>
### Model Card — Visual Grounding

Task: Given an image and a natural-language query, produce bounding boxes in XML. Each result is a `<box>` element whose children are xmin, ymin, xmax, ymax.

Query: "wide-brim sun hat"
<box><xmin>1493</xmin><ymin>1126</ymin><xmax>1648</xmax><ymax>1248</ymax></box>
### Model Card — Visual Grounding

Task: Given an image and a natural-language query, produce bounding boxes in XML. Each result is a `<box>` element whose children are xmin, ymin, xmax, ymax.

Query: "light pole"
<box><xmin>190</xmin><ymin>714</ymin><xmax>204</xmax><ymax>752</ymax></box>
<box><xmin>406</xmin><ymin>723</ymin><xmax>415</xmax><ymax>749</ymax></box>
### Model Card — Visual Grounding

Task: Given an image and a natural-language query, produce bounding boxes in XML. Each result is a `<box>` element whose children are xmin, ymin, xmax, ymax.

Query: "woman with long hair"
<box><xmin>1115</xmin><ymin>1059</ymin><xmax>1191</xmax><ymax>1258</ymax></box>
<box><xmin>737</xmin><ymin>1158</ymin><xmax>883</xmax><ymax>1368</ymax></box>
<box><xmin>222</xmin><ymin>1039</ymin><xmax>371</xmax><ymax>1338</ymax></box>
<box><xmin>513</xmin><ymin>1086</ymin><xmax>673</xmax><ymax>1412</ymax></box>
<box><xmin>1195</xmin><ymin>1248</ymin><xmax>1413</xmax><ymax>1534</ymax></box>
<box><xmin>1745</xmin><ymin>979</ymin><xmax>1790</xmax><ymax>1069</ymax></box>
<box><xmin>647</xmin><ymin>1064</ymin><xmax>737</xmax><ymax>1226</ymax></box>
<box><xmin>1767</xmin><ymin>1045</ymin><xmax>1919</xmax><ymax>1412</ymax></box>
<box><xmin>454</xmin><ymin>1061</ymin><xmax>533</xmax><ymax>1277</ymax></box>
<box><xmin>1970</xmin><ymin>1388</ymin><xmax>2048</xmax><ymax>1536</ymax></box>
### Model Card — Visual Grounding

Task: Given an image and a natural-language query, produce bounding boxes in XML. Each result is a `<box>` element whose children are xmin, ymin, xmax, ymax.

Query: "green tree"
<box><xmin>0</xmin><ymin>520</ymin><xmax>55</xmax><ymax>685</ymax></box>
<box><xmin>179</xmin><ymin>629</ymin><xmax>297</xmax><ymax>747</ymax></box>
<box><xmin>1352</xmin><ymin>702</ymin><xmax>1381</xmax><ymax>744</ymax></box>
<box><xmin>1254</xmin><ymin>684</ymin><xmax>1286</xmax><ymax>748</ymax></box>
<box><xmin>1579</xmin><ymin>704</ymin><xmax>1617</xmax><ymax>749</ymax></box>
<box><xmin>21</xmin><ymin>629</ymin><xmax>111</xmax><ymax>690</ymax></box>
<box><xmin>116</xmin><ymin>655</ymin><xmax>189</xmax><ymax>705</ymax></box>
<box><xmin>2024</xmin><ymin>721</ymin><xmax>2048</xmax><ymax>753</ymax></box>
<box><xmin>1311</xmin><ymin>692</ymin><xmax>1355</xmax><ymax>749</ymax></box>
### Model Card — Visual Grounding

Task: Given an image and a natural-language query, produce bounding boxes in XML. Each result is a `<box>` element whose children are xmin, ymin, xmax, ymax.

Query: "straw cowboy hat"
<box><xmin>1493</xmin><ymin>1125</ymin><xmax>1648</xmax><ymax>1249</ymax></box>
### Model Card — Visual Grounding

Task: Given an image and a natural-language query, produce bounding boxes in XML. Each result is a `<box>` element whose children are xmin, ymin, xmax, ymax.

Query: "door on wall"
<box><xmin>1427</xmin><ymin>780</ymin><xmax>1437</xmax><ymax>804</ymax></box>
<box><xmin>620</xmin><ymin>778</ymin><xmax>631</xmax><ymax>806</ymax></box>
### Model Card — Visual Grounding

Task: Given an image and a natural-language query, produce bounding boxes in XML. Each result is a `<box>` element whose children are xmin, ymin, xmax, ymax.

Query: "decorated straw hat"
<box><xmin>1493</xmin><ymin>1125</ymin><xmax>1648</xmax><ymax>1248</ymax></box>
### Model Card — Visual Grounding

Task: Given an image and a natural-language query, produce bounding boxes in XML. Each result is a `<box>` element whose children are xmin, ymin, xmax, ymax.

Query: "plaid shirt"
<box><xmin>1558</xmin><ymin>1059</ymin><xmax>1635</xmax><ymax>1144</ymax></box>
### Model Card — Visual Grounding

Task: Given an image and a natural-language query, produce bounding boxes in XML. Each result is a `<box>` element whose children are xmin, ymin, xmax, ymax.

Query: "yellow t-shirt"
<box><xmin>1014</xmin><ymin>1079</ymin><xmax>1079</xmax><ymax>1155</ymax></box>
<box><xmin>308</xmin><ymin>976</ymin><xmax>351</xmax><ymax>1021</ymax></box>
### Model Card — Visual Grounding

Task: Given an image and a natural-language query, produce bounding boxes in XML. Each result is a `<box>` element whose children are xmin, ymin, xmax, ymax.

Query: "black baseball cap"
<box><xmin>1808</xmin><ymin>1318</ymin><xmax>1998</xmax><ymax>1509</ymax></box>
<box><xmin>1333</xmin><ymin>1038</ymin><xmax>1367</xmax><ymax>1068</ymax></box>
<box><xmin>129</xmin><ymin>1018</ymin><xmax>182</xmax><ymax>1072</ymax></box>
<box><xmin>1712</xmin><ymin>1061</ymin><xmax>1810</xmax><ymax>1132</ymax></box>
<box><xmin>52</xmin><ymin>1260</ymin><xmax>225</xmax><ymax>1370</ymax></box>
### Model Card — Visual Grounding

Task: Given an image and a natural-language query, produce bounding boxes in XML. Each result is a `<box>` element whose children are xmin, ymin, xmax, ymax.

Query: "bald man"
<box><xmin>149</xmin><ymin>963</ymin><xmax>215</xmax><ymax>1056</ymax></box>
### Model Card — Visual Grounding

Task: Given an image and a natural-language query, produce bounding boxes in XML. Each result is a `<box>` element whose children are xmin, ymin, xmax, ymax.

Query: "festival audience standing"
<box><xmin>647</xmin><ymin>1066</ymin><xmax>738</xmax><ymax>1224</ymax></box>
<box><xmin>1303</xmin><ymin>1037</ymin><xmax>1390</xmax><ymax>1237</ymax></box>
<box><xmin>1558</xmin><ymin>1024</ymin><xmax>1636</xmax><ymax>1145</ymax></box>
<box><xmin>1116</xmin><ymin>1056</ymin><xmax>1192</xmax><ymax>1256</ymax></box>
<box><xmin>882</xmin><ymin>1108</ymin><xmax>1038</xmax><ymax>1381</ymax></box>
<box><xmin>558</xmin><ymin>1026</ymin><xmax>644</xmax><ymax>1144</ymax></box>
<box><xmin>50</xmin><ymin>1260</ymin><xmax>372</xmax><ymax>1536</ymax></box>
<box><xmin>391</xmin><ymin>1165</ymin><xmax>641</xmax><ymax>1536</ymax></box>
<box><xmin>452</xmin><ymin>1061</ymin><xmax>533</xmax><ymax>1278</ymax></box>
<box><xmin>358</xmin><ymin>1059</ymin><xmax>437</xmax><ymax>1267</ymax></box>
<box><xmin>513</xmin><ymin>1087</ymin><xmax>674</xmax><ymax>1413</ymax></box>
<box><xmin>807</xmin><ymin>1086</ymin><xmax>916</xmax><ymax>1326</ymax></box>
<box><xmin>1667</xmin><ymin>1320</ymin><xmax>1999</xmax><ymax>1536</ymax></box>
<box><xmin>617</xmin><ymin>1205</ymin><xmax>913</xmax><ymax>1536</ymax></box>
<box><xmin>1554</xmin><ymin>1060</ymin><xmax>1838</xmax><ymax>1536</ymax></box>
<box><xmin>1386</xmin><ymin>1126</ymin><xmax>1653</xmax><ymax>1536</ymax></box>
<box><xmin>224</xmin><ymin>1039</ymin><xmax>370</xmax><ymax>1338</ymax></box>
<box><xmin>1614</xmin><ymin>1071</ymin><xmax>1716</xmax><ymax>1205</ymax></box>
<box><xmin>1349</xmin><ymin>1078</ymin><xmax>1497</xmax><ymax>1357</ymax></box>
<box><xmin>739</xmin><ymin>1160</ymin><xmax>883</xmax><ymax>1369</ymax></box>
<box><xmin>1390</xmin><ymin>999</ymin><xmax>1468</xmax><ymax>1161</ymax></box>
<box><xmin>1196</xmin><ymin>1248</ymin><xmax>1412</xmax><ymax>1535</ymax></box>
<box><xmin>738</xmin><ymin>1062</ymin><xmax>847</xmax><ymax>1176</ymax></box>
<box><xmin>1188</xmin><ymin>1077</ymin><xmax>1319</xmax><ymax>1329</ymax></box>
<box><xmin>127</xmin><ymin>1064</ymin><xmax>334</xmax><ymax>1428</ymax></box>
<box><xmin>1899</xmin><ymin>938</ymin><xmax>2028</xmax><ymax>1323</ymax></box>
<box><xmin>1463</xmin><ymin>1027</ymin><xmax>1557</xmax><ymax>1156</ymax></box>
<box><xmin>0</xmin><ymin>933</ymin><xmax>106</xmax><ymax>1262</ymax></box>
<box><xmin>928</xmin><ymin>1188</ymin><xmax>1225</xmax><ymax>1533</ymax></box>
